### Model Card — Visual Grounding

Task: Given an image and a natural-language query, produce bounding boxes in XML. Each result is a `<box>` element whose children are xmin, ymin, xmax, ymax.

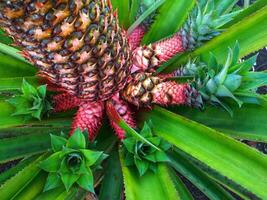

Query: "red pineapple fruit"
<box><xmin>0</xmin><ymin>0</ymin><xmax>201</xmax><ymax>139</ymax></box>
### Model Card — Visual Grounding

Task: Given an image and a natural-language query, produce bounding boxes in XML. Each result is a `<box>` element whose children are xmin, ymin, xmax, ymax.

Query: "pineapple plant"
<box><xmin>0</xmin><ymin>0</ymin><xmax>267</xmax><ymax>199</ymax></box>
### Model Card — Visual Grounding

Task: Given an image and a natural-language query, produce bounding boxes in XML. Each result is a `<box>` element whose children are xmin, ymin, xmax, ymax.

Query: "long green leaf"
<box><xmin>168</xmin><ymin>151</ymin><xmax>235</xmax><ymax>200</ymax></box>
<box><xmin>172</xmin><ymin>104</ymin><xmax>267</xmax><ymax>142</ymax></box>
<box><xmin>141</xmin><ymin>106</ymin><xmax>267</xmax><ymax>199</ymax></box>
<box><xmin>112</xmin><ymin>0</ymin><xmax>130</xmax><ymax>28</ymax></box>
<box><xmin>0</xmin><ymin>54</ymin><xmax>35</xmax><ymax>78</ymax></box>
<box><xmin>0</xmin><ymin>154</ymin><xmax>47</xmax><ymax>199</ymax></box>
<box><xmin>0</xmin><ymin>77</ymin><xmax>38</xmax><ymax>91</ymax></box>
<box><xmin>127</xmin><ymin>0</ymin><xmax>165</xmax><ymax>34</ymax></box>
<box><xmin>142</xmin><ymin>0</ymin><xmax>195</xmax><ymax>44</ymax></box>
<box><xmin>0</xmin><ymin>43</ymin><xmax>29</xmax><ymax>64</ymax></box>
<box><xmin>0</xmin><ymin>133</ymin><xmax>51</xmax><ymax>163</ymax></box>
<box><xmin>163</xmin><ymin>6</ymin><xmax>267</xmax><ymax>72</ymax></box>
<box><xmin>0</xmin><ymin>29</ymin><xmax>12</xmax><ymax>45</ymax></box>
<box><xmin>168</xmin><ymin>168</ymin><xmax>193</xmax><ymax>200</ymax></box>
<box><xmin>120</xmin><ymin>150</ymin><xmax>179</xmax><ymax>200</ymax></box>
<box><xmin>12</xmin><ymin>171</ymin><xmax>47</xmax><ymax>200</ymax></box>
<box><xmin>0</xmin><ymin>155</ymin><xmax>39</xmax><ymax>184</ymax></box>
<box><xmin>222</xmin><ymin>0</ymin><xmax>267</xmax><ymax>28</ymax></box>
<box><xmin>35</xmin><ymin>187</ymin><xmax>65</xmax><ymax>200</ymax></box>
<box><xmin>171</xmin><ymin>148</ymin><xmax>253</xmax><ymax>200</ymax></box>
<box><xmin>99</xmin><ymin>147</ymin><xmax>123</xmax><ymax>200</ymax></box>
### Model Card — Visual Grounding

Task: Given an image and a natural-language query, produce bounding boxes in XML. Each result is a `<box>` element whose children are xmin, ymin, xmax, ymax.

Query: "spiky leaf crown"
<box><xmin>7</xmin><ymin>79</ymin><xmax>52</xmax><ymax>120</ymax></box>
<box><xmin>40</xmin><ymin>129</ymin><xmax>107</xmax><ymax>192</ymax></box>
<box><xmin>181</xmin><ymin>42</ymin><xmax>267</xmax><ymax>115</ymax></box>
<box><xmin>122</xmin><ymin>122</ymin><xmax>171</xmax><ymax>176</ymax></box>
<box><xmin>181</xmin><ymin>0</ymin><xmax>241</xmax><ymax>50</ymax></box>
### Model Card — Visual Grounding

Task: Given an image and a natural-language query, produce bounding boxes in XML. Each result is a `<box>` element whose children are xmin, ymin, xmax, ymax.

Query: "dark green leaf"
<box><xmin>67</xmin><ymin>129</ymin><xmax>86</xmax><ymax>149</ymax></box>
<box><xmin>134</xmin><ymin>158</ymin><xmax>149</xmax><ymax>176</ymax></box>
<box><xmin>99</xmin><ymin>147</ymin><xmax>123</xmax><ymax>200</ymax></box>
<box><xmin>43</xmin><ymin>173</ymin><xmax>62</xmax><ymax>192</ymax></box>
<box><xmin>61</xmin><ymin>173</ymin><xmax>80</xmax><ymax>192</ymax></box>
<box><xmin>142</xmin><ymin>0</ymin><xmax>195</xmax><ymax>44</ymax></box>
<box><xmin>169</xmin><ymin>150</ymin><xmax>235</xmax><ymax>200</ymax></box>
<box><xmin>77</xmin><ymin>170</ymin><xmax>94</xmax><ymax>193</ymax></box>
<box><xmin>123</xmin><ymin>137</ymin><xmax>136</xmax><ymax>153</ymax></box>
<box><xmin>141</xmin><ymin>106</ymin><xmax>267</xmax><ymax>199</ymax></box>
<box><xmin>0</xmin><ymin>132</ymin><xmax>51</xmax><ymax>163</ymax></box>
<box><xmin>40</xmin><ymin>152</ymin><xmax>62</xmax><ymax>172</ymax></box>
<box><xmin>140</xmin><ymin>122</ymin><xmax>153</xmax><ymax>137</ymax></box>
<box><xmin>120</xmin><ymin>150</ymin><xmax>179</xmax><ymax>200</ymax></box>
<box><xmin>79</xmin><ymin>149</ymin><xmax>103</xmax><ymax>166</ymax></box>
<box><xmin>51</xmin><ymin>134</ymin><xmax>67</xmax><ymax>152</ymax></box>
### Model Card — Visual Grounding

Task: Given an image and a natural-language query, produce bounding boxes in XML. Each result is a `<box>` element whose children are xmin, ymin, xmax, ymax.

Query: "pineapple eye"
<box><xmin>89</xmin><ymin>2</ymin><xmax>97</xmax><ymax>21</ymax></box>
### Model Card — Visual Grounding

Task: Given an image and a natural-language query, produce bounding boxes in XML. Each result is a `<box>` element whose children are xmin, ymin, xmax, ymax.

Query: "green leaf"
<box><xmin>134</xmin><ymin>158</ymin><xmax>149</xmax><ymax>176</ymax></box>
<box><xmin>174</xmin><ymin>103</ymin><xmax>267</xmax><ymax>142</ymax></box>
<box><xmin>0</xmin><ymin>132</ymin><xmax>51</xmax><ymax>163</ymax></box>
<box><xmin>215</xmin><ymin>48</ymin><xmax>232</xmax><ymax>84</ymax></box>
<box><xmin>129</xmin><ymin>0</ymin><xmax>140</xmax><ymax>24</ymax></box>
<box><xmin>142</xmin><ymin>0</ymin><xmax>196</xmax><ymax>44</ymax></box>
<box><xmin>141</xmin><ymin>106</ymin><xmax>267</xmax><ymax>199</ymax></box>
<box><xmin>12</xmin><ymin>171</ymin><xmax>47</xmax><ymax>200</ymax></box>
<box><xmin>0</xmin><ymin>77</ymin><xmax>38</xmax><ymax>92</ymax></box>
<box><xmin>222</xmin><ymin>0</ymin><xmax>267</xmax><ymax>28</ymax></box>
<box><xmin>77</xmin><ymin>170</ymin><xmax>94</xmax><ymax>193</ymax></box>
<box><xmin>21</xmin><ymin>78</ymin><xmax>37</xmax><ymax>97</ymax></box>
<box><xmin>61</xmin><ymin>173</ymin><xmax>80</xmax><ymax>192</ymax></box>
<box><xmin>168</xmin><ymin>168</ymin><xmax>194</xmax><ymax>200</ymax></box>
<box><xmin>67</xmin><ymin>129</ymin><xmax>86</xmax><ymax>149</ymax></box>
<box><xmin>123</xmin><ymin>137</ymin><xmax>136</xmax><ymax>153</ymax></box>
<box><xmin>140</xmin><ymin>122</ymin><xmax>153</xmax><ymax>137</ymax></box>
<box><xmin>125</xmin><ymin>152</ymin><xmax>134</xmax><ymax>166</ymax></box>
<box><xmin>35</xmin><ymin>186</ymin><xmax>65</xmax><ymax>200</ymax></box>
<box><xmin>120</xmin><ymin>150</ymin><xmax>179</xmax><ymax>200</ymax></box>
<box><xmin>0</xmin><ymin>155</ymin><xmax>38</xmax><ymax>184</ymax></box>
<box><xmin>43</xmin><ymin>173</ymin><xmax>62</xmax><ymax>192</ymax></box>
<box><xmin>51</xmin><ymin>134</ymin><xmax>67</xmax><ymax>152</ymax></box>
<box><xmin>127</xmin><ymin>0</ymin><xmax>165</xmax><ymax>34</ymax></box>
<box><xmin>0</xmin><ymin>55</ymin><xmax>35</xmax><ymax>78</ymax></box>
<box><xmin>0</xmin><ymin>29</ymin><xmax>13</xmax><ymax>45</ymax></box>
<box><xmin>99</xmin><ymin>147</ymin><xmax>123</xmax><ymax>200</ymax></box>
<box><xmin>40</xmin><ymin>152</ymin><xmax>62</xmax><ymax>172</ymax></box>
<box><xmin>113</xmin><ymin>0</ymin><xmax>130</xmax><ymax>28</ymax></box>
<box><xmin>38</xmin><ymin>84</ymin><xmax>47</xmax><ymax>98</ymax></box>
<box><xmin>79</xmin><ymin>149</ymin><xmax>103</xmax><ymax>166</ymax></box>
<box><xmin>0</xmin><ymin>154</ymin><xmax>47</xmax><ymax>199</ymax></box>
<box><xmin>145</xmin><ymin>151</ymin><xmax>169</xmax><ymax>162</ymax></box>
<box><xmin>0</xmin><ymin>42</ymin><xmax>30</xmax><ymax>64</ymax></box>
<box><xmin>168</xmin><ymin>151</ymin><xmax>235</xmax><ymax>200</ymax></box>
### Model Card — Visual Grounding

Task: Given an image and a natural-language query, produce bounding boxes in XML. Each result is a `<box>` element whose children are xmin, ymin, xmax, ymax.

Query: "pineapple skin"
<box><xmin>0</xmin><ymin>0</ymin><xmax>131</xmax><ymax>101</ymax></box>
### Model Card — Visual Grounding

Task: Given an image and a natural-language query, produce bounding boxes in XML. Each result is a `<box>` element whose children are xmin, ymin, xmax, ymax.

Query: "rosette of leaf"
<box><xmin>7</xmin><ymin>79</ymin><xmax>52</xmax><ymax>120</ymax></box>
<box><xmin>122</xmin><ymin>122</ymin><xmax>171</xmax><ymax>176</ymax></box>
<box><xmin>182</xmin><ymin>43</ymin><xmax>267</xmax><ymax>115</ymax></box>
<box><xmin>181</xmin><ymin>0</ymin><xmax>241</xmax><ymax>50</ymax></box>
<box><xmin>40</xmin><ymin>129</ymin><xmax>107</xmax><ymax>192</ymax></box>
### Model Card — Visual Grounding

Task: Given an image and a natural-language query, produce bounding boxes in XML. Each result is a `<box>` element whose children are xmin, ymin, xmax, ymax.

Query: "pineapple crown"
<box><xmin>183</xmin><ymin>42</ymin><xmax>267</xmax><ymax>115</ymax></box>
<box><xmin>181</xmin><ymin>0</ymin><xmax>241</xmax><ymax>50</ymax></box>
